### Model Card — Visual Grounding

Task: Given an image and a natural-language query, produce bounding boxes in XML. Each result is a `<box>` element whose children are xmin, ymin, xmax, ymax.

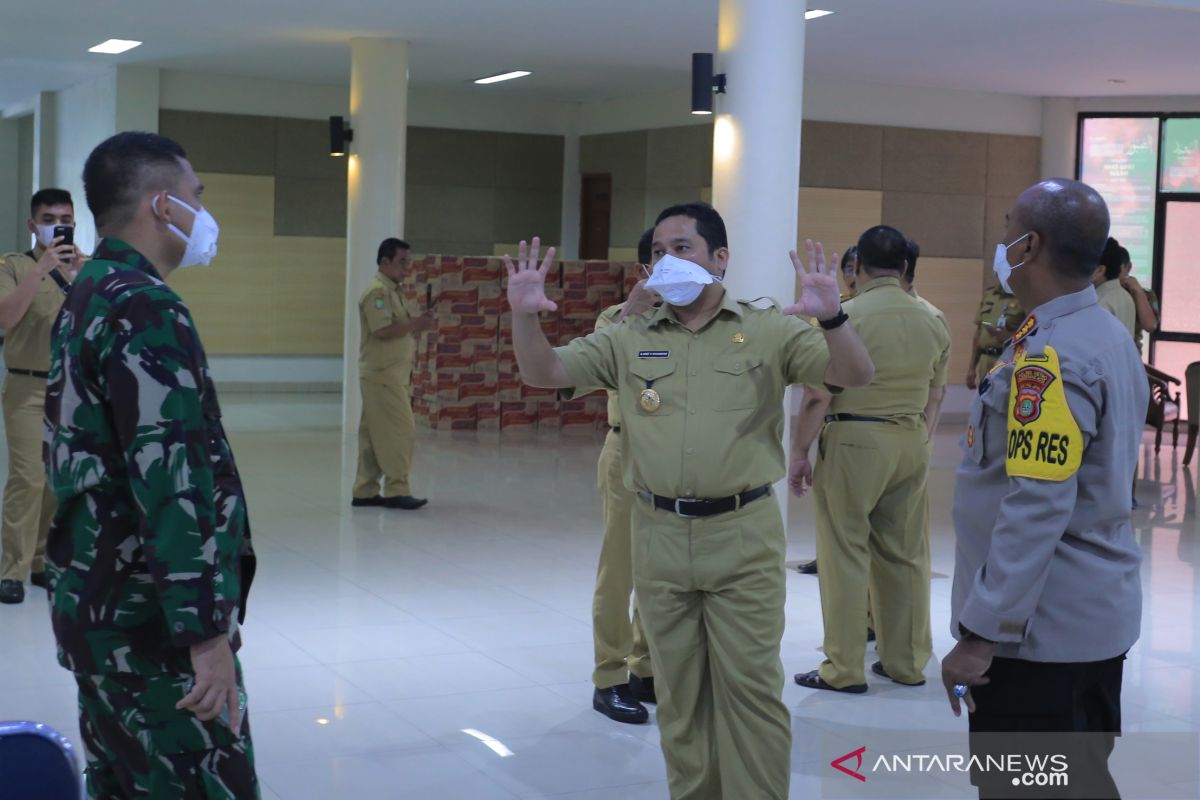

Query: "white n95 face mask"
<box><xmin>992</xmin><ymin>232</ymin><xmax>1030</xmax><ymax>294</ymax></box>
<box><xmin>156</xmin><ymin>194</ymin><xmax>220</xmax><ymax>268</ymax></box>
<box><xmin>645</xmin><ymin>253</ymin><xmax>720</xmax><ymax>307</ymax></box>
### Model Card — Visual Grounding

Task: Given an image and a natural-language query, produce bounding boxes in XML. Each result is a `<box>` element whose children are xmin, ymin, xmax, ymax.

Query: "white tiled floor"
<box><xmin>2</xmin><ymin>393</ymin><xmax>1197</xmax><ymax>799</ymax></box>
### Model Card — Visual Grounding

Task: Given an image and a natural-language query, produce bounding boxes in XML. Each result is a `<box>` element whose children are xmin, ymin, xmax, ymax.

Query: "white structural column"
<box><xmin>1041</xmin><ymin>97</ymin><xmax>1080</xmax><ymax>180</ymax></box>
<box><xmin>558</xmin><ymin>103</ymin><xmax>582</xmax><ymax>259</ymax></box>
<box><xmin>710</xmin><ymin>0</ymin><xmax>806</xmax><ymax>520</ymax></box>
<box><xmin>342</xmin><ymin>38</ymin><xmax>409</xmax><ymax>491</ymax></box>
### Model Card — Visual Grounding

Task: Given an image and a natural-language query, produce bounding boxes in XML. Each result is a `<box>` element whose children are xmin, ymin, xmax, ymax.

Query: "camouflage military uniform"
<box><xmin>971</xmin><ymin>286</ymin><xmax>1025</xmax><ymax>384</ymax></box>
<box><xmin>44</xmin><ymin>238</ymin><xmax>259</xmax><ymax>799</ymax></box>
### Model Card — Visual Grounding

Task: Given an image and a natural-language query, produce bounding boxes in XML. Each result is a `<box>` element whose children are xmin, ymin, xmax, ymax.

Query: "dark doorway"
<box><xmin>579</xmin><ymin>173</ymin><xmax>612</xmax><ymax>260</ymax></box>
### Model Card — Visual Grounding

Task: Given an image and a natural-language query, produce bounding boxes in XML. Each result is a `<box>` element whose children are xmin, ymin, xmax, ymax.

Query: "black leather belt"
<box><xmin>610</xmin><ymin>426</ymin><xmax>621</xmax><ymax>433</ymax></box>
<box><xmin>824</xmin><ymin>413</ymin><xmax>895</xmax><ymax>424</ymax></box>
<box><xmin>640</xmin><ymin>485</ymin><xmax>771</xmax><ymax>519</ymax></box>
<box><xmin>8</xmin><ymin>369</ymin><xmax>49</xmax><ymax>379</ymax></box>
<box><xmin>979</xmin><ymin>346</ymin><xmax>1003</xmax><ymax>357</ymax></box>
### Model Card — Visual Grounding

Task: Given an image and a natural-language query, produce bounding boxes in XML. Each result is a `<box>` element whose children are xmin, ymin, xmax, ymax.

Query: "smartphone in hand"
<box><xmin>52</xmin><ymin>225</ymin><xmax>74</xmax><ymax>248</ymax></box>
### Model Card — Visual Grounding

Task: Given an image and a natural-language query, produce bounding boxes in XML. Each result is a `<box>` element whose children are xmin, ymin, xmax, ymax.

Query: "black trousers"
<box><xmin>968</xmin><ymin>654</ymin><xmax>1125</xmax><ymax>799</ymax></box>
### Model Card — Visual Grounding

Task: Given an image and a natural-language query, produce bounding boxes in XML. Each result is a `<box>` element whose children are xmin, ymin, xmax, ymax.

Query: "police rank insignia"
<box><xmin>1005</xmin><ymin>345</ymin><xmax>1081</xmax><ymax>482</ymax></box>
<box><xmin>639</xmin><ymin>388</ymin><xmax>662</xmax><ymax>413</ymax></box>
<box><xmin>732</xmin><ymin>332</ymin><xmax>745</xmax><ymax>343</ymax></box>
<box><xmin>1012</xmin><ymin>314</ymin><xmax>1037</xmax><ymax>344</ymax></box>
<box><xmin>966</xmin><ymin>425</ymin><xmax>975</xmax><ymax>448</ymax></box>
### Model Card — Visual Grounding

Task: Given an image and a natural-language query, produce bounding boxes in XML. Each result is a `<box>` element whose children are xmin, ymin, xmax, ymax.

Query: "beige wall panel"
<box><xmin>800</xmin><ymin>121</ymin><xmax>884</xmax><ymax>190</ymax></box>
<box><xmin>643</xmin><ymin>186</ymin><xmax>707</xmax><ymax>231</ymax></box>
<box><xmin>169</xmin><ymin>174</ymin><xmax>276</xmax><ymax>354</ymax></box>
<box><xmin>608</xmin><ymin>247</ymin><xmax>639</xmax><ymax>261</ymax></box>
<box><xmin>983</xmin><ymin>195</ymin><xmax>1019</xmax><ymax>283</ymax></box>
<box><xmin>797</xmin><ymin>187</ymin><xmax>883</xmax><ymax>255</ymax></box>
<box><xmin>882</xmin><ymin>127</ymin><xmax>988</xmax><ymax>195</ymax></box>
<box><xmin>882</xmin><ymin>191</ymin><xmax>985</xmax><ymax>259</ymax></box>
<box><xmin>272</xmin><ymin>236</ymin><xmax>346</xmax><ymax>355</ymax></box>
<box><xmin>610</xmin><ymin>188</ymin><xmax>648</xmax><ymax>250</ymax></box>
<box><xmin>494</xmin><ymin>134</ymin><xmax>564</xmax><ymax>190</ymax></box>
<box><xmin>646</xmin><ymin>125</ymin><xmax>713</xmax><ymax>189</ymax></box>
<box><xmin>407</xmin><ymin>127</ymin><xmax>498</xmax><ymax>187</ymax></box>
<box><xmin>493</xmin><ymin>187</ymin><xmax>562</xmax><ymax>243</ymax></box>
<box><xmin>914</xmin><ymin>257</ymin><xmax>986</xmax><ymax>383</ymax></box>
<box><xmin>160</xmin><ymin>111</ymin><xmax>276</xmax><ymax>176</ymax></box>
<box><xmin>407</xmin><ymin>185</ymin><xmax>495</xmax><ymax>243</ymax></box>
<box><xmin>580</xmin><ymin>131</ymin><xmax>648</xmax><ymax>188</ymax></box>
<box><xmin>986</xmin><ymin>135</ymin><xmax>1042</xmax><ymax>197</ymax></box>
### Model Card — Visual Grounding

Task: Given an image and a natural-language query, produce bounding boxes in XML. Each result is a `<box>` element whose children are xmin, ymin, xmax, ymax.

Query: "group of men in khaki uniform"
<box><xmin>0</xmin><ymin>189</ymin><xmax>80</xmax><ymax>605</ymax></box>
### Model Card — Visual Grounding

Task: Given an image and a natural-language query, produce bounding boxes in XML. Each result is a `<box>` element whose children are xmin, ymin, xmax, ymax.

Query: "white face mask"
<box><xmin>992</xmin><ymin>232</ymin><xmax>1030</xmax><ymax>294</ymax></box>
<box><xmin>155</xmin><ymin>194</ymin><xmax>220</xmax><ymax>268</ymax></box>
<box><xmin>645</xmin><ymin>253</ymin><xmax>720</xmax><ymax>307</ymax></box>
<box><xmin>35</xmin><ymin>223</ymin><xmax>70</xmax><ymax>248</ymax></box>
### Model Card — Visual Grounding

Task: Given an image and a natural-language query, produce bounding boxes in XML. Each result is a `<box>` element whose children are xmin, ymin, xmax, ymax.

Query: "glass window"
<box><xmin>1161</xmin><ymin>118</ymin><xmax>1200</xmax><ymax>193</ymax></box>
<box><xmin>1159</xmin><ymin>201</ymin><xmax>1200</xmax><ymax>336</ymax></box>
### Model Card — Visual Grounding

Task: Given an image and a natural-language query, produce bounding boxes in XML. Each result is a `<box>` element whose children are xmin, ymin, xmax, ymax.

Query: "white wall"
<box><xmin>0</xmin><ymin>118</ymin><xmax>20</xmax><ymax>254</ymax></box>
<box><xmin>53</xmin><ymin>71</ymin><xmax>119</xmax><ymax>253</ymax></box>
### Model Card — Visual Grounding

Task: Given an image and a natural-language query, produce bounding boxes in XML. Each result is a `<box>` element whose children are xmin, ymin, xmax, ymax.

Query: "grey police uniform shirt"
<box><xmin>950</xmin><ymin>285</ymin><xmax>1148</xmax><ymax>663</ymax></box>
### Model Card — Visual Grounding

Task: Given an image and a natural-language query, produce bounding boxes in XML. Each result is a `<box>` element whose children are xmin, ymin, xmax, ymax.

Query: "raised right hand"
<box><xmin>504</xmin><ymin>237</ymin><xmax>558</xmax><ymax>315</ymax></box>
<box><xmin>36</xmin><ymin>238</ymin><xmax>73</xmax><ymax>276</ymax></box>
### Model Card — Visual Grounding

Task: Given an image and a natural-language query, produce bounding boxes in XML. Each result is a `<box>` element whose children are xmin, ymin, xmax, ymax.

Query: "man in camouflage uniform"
<box><xmin>967</xmin><ymin>283</ymin><xmax>1025</xmax><ymax>389</ymax></box>
<box><xmin>44</xmin><ymin>131</ymin><xmax>258</xmax><ymax>799</ymax></box>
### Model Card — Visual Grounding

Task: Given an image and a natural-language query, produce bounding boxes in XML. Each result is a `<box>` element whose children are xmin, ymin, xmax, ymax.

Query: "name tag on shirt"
<box><xmin>637</xmin><ymin>351</ymin><xmax>671</xmax><ymax>359</ymax></box>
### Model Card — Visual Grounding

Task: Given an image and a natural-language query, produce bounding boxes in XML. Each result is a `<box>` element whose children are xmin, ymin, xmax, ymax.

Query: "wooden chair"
<box><xmin>1145</xmin><ymin>364</ymin><xmax>1182</xmax><ymax>454</ymax></box>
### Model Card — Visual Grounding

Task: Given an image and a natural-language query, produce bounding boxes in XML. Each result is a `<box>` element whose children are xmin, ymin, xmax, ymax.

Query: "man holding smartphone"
<box><xmin>0</xmin><ymin>188</ymin><xmax>80</xmax><ymax>604</ymax></box>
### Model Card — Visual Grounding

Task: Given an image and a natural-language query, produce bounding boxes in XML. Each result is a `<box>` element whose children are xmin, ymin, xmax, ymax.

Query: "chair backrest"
<box><xmin>0</xmin><ymin>721</ymin><xmax>82</xmax><ymax>800</ymax></box>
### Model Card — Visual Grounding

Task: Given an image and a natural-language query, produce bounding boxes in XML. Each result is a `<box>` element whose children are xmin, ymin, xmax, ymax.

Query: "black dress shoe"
<box><xmin>794</xmin><ymin>669</ymin><xmax>867</xmax><ymax>694</ymax></box>
<box><xmin>383</xmin><ymin>495</ymin><xmax>428</xmax><ymax>510</ymax></box>
<box><xmin>871</xmin><ymin>661</ymin><xmax>926</xmax><ymax>686</ymax></box>
<box><xmin>797</xmin><ymin>560</ymin><xmax>818</xmax><ymax>575</ymax></box>
<box><xmin>351</xmin><ymin>496</ymin><xmax>385</xmax><ymax>507</ymax></box>
<box><xmin>593</xmin><ymin>684</ymin><xmax>649</xmax><ymax>724</ymax></box>
<box><xmin>629</xmin><ymin>674</ymin><xmax>657</xmax><ymax>704</ymax></box>
<box><xmin>867</xmin><ymin>627</ymin><xmax>876</xmax><ymax>643</ymax></box>
<box><xmin>0</xmin><ymin>579</ymin><xmax>24</xmax><ymax>604</ymax></box>
<box><xmin>29</xmin><ymin>572</ymin><xmax>48</xmax><ymax>589</ymax></box>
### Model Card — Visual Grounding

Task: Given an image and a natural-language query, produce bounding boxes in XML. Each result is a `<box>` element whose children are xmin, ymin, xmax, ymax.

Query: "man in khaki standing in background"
<box><xmin>591</xmin><ymin>228</ymin><xmax>658</xmax><ymax>724</ymax></box>
<box><xmin>352</xmin><ymin>237</ymin><xmax>433</xmax><ymax>511</ymax></box>
<box><xmin>0</xmin><ymin>188</ymin><xmax>80</xmax><ymax>605</ymax></box>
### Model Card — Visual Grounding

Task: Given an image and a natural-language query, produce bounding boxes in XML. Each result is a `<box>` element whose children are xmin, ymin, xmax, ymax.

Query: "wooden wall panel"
<box><xmin>797</xmin><ymin>187</ymin><xmax>884</xmax><ymax>255</ymax></box>
<box><xmin>800</xmin><ymin>121</ymin><xmax>884</xmax><ymax>190</ymax></box>
<box><xmin>271</xmin><ymin>236</ymin><xmax>346</xmax><ymax>355</ymax></box>
<box><xmin>914</xmin><ymin>257</ymin><xmax>986</xmax><ymax>383</ymax></box>
<box><xmin>882</xmin><ymin>191</ymin><xmax>985</xmax><ymax>259</ymax></box>
<box><xmin>883</xmin><ymin>128</ymin><xmax>988</xmax><ymax>195</ymax></box>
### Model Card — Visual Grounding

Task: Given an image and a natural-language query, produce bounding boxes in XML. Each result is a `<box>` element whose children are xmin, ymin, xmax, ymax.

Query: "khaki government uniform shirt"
<box><xmin>0</xmin><ymin>251</ymin><xmax>69</xmax><ymax>371</ymax></box>
<box><xmin>830</xmin><ymin>277</ymin><xmax>950</xmax><ymax>420</ymax></box>
<box><xmin>1095</xmin><ymin>279</ymin><xmax>1136</xmax><ymax>340</ymax></box>
<box><xmin>358</xmin><ymin>272</ymin><xmax>417</xmax><ymax>385</ymax></box>
<box><xmin>909</xmin><ymin>287</ymin><xmax>951</xmax><ymax>337</ymax></box>
<box><xmin>595</xmin><ymin>304</ymin><xmax>624</xmax><ymax>428</ymax></box>
<box><xmin>556</xmin><ymin>291</ymin><xmax>833</xmax><ymax>499</ymax></box>
<box><xmin>974</xmin><ymin>286</ymin><xmax>1025</xmax><ymax>355</ymax></box>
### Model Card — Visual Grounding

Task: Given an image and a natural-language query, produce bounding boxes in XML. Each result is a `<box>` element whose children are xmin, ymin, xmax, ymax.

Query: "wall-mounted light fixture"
<box><xmin>329</xmin><ymin>116</ymin><xmax>353</xmax><ymax>157</ymax></box>
<box><xmin>691</xmin><ymin>53</ymin><xmax>726</xmax><ymax>116</ymax></box>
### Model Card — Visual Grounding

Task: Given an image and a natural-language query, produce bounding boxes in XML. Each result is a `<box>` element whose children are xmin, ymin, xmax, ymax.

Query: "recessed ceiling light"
<box><xmin>805</xmin><ymin>9</ymin><xmax>835</xmax><ymax>20</ymax></box>
<box><xmin>474</xmin><ymin>71</ymin><xmax>532</xmax><ymax>85</ymax></box>
<box><xmin>1107</xmin><ymin>78</ymin><xmax>1127</xmax><ymax>84</ymax></box>
<box><xmin>88</xmin><ymin>39</ymin><xmax>142</xmax><ymax>55</ymax></box>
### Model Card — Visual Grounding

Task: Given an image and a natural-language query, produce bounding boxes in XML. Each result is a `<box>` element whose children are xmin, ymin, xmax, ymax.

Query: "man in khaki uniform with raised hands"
<box><xmin>0</xmin><ymin>188</ymin><xmax>80</xmax><ymax>605</ymax></box>
<box><xmin>791</xmin><ymin>225</ymin><xmax>949</xmax><ymax>694</ymax></box>
<box><xmin>352</xmin><ymin>237</ymin><xmax>433</xmax><ymax>511</ymax></box>
<box><xmin>505</xmin><ymin>202</ymin><xmax>874</xmax><ymax>800</ymax></box>
<box><xmin>591</xmin><ymin>228</ymin><xmax>658</xmax><ymax>724</ymax></box>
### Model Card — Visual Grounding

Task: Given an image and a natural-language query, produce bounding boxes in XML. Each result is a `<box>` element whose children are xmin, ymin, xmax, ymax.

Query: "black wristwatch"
<box><xmin>819</xmin><ymin>308</ymin><xmax>849</xmax><ymax>330</ymax></box>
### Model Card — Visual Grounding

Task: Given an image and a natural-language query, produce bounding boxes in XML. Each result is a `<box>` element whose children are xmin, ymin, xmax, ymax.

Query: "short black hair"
<box><xmin>84</xmin><ymin>131</ymin><xmax>188</xmax><ymax>229</ymax></box>
<box><xmin>30</xmin><ymin>189</ymin><xmax>73</xmax><ymax>217</ymax></box>
<box><xmin>1015</xmin><ymin>179</ymin><xmax>1110</xmax><ymax>280</ymax></box>
<box><xmin>376</xmin><ymin>238</ymin><xmax>411</xmax><ymax>265</ymax></box>
<box><xmin>856</xmin><ymin>226</ymin><xmax>908</xmax><ymax>274</ymax></box>
<box><xmin>840</xmin><ymin>246</ymin><xmax>858</xmax><ymax>270</ymax></box>
<box><xmin>637</xmin><ymin>227</ymin><xmax>654</xmax><ymax>265</ymax></box>
<box><xmin>904</xmin><ymin>238</ymin><xmax>920</xmax><ymax>282</ymax></box>
<box><xmin>654</xmin><ymin>202</ymin><xmax>728</xmax><ymax>255</ymax></box>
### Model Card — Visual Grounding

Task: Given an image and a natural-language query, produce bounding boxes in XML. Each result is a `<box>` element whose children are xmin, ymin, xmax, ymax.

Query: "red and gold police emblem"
<box><xmin>1013</xmin><ymin>364</ymin><xmax>1055</xmax><ymax>425</ymax></box>
<box><xmin>1012</xmin><ymin>314</ymin><xmax>1037</xmax><ymax>345</ymax></box>
<box><xmin>966</xmin><ymin>425</ymin><xmax>975</xmax><ymax>447</ymax></box>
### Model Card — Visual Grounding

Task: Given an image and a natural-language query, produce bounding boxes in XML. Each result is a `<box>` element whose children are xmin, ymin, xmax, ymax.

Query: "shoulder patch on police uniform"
<box><xmin>1006</xmin><ymin>345</ymin><xmax>1081</xmax><ymax>482</ymax></box>
<box><xmin>1012</xmin><ymin>314</ymin><xmax>1037</xmax><ymax>345</ymax></box>
<box><xmin>744</xmin><ymin>296</ymin><xmax>781</xmax><ymax>311</ymax></box>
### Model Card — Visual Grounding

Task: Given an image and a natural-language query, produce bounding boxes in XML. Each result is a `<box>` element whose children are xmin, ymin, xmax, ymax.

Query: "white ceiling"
<box><xmin>1</xmin><ymin>0</ymin><xmax>1199</xmax><ymax>113</ymax></box>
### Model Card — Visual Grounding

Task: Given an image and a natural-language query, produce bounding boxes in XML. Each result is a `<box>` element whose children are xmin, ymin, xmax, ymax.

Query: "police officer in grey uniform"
<box><xmin>944</xmin><ymin>179</ymin><xmax>1147</xmax><ymax>799</ymax></box>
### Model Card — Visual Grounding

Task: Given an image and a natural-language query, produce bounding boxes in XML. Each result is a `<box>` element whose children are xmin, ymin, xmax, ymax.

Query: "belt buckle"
<box><xmin>674</xmin><ymin>498</ymin><xmax>701</xmax><ymax>519</ymax></box>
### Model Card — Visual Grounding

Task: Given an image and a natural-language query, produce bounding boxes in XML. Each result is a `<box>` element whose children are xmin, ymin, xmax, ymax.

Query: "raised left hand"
<box><xmin>782</xmin><ymin>240</ymin><xmax>842</xmax><ymax>321</ymax></box>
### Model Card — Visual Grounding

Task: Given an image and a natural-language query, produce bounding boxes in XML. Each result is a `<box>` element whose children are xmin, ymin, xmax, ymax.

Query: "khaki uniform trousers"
<box><xmin>633</xmin><ymin>493</ymin><xmax>791</xmax><ymax>800</ymax></box>
<box><xmin>814</xmin><ymin>420</ymin><xmax>932</xmax><ymax>688</ymax></box>
<box><xmin>353</xmin><ymin>379</ymin><xmax>415</xmax><ymax>499</ymax></box>
<box><xmin>592</xmin><ymin>431</ymin><xmax>652</xmax><ymax>689</ymax></box>
<box><xmin>0</xmin><ymin>374</ymin><xmax>56</xmax><ymax>582</ymax></box>
<box><xmin>976</xmin><ymin>353</ymin><xmax>999</xmax><ymax>386</ymax></box>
